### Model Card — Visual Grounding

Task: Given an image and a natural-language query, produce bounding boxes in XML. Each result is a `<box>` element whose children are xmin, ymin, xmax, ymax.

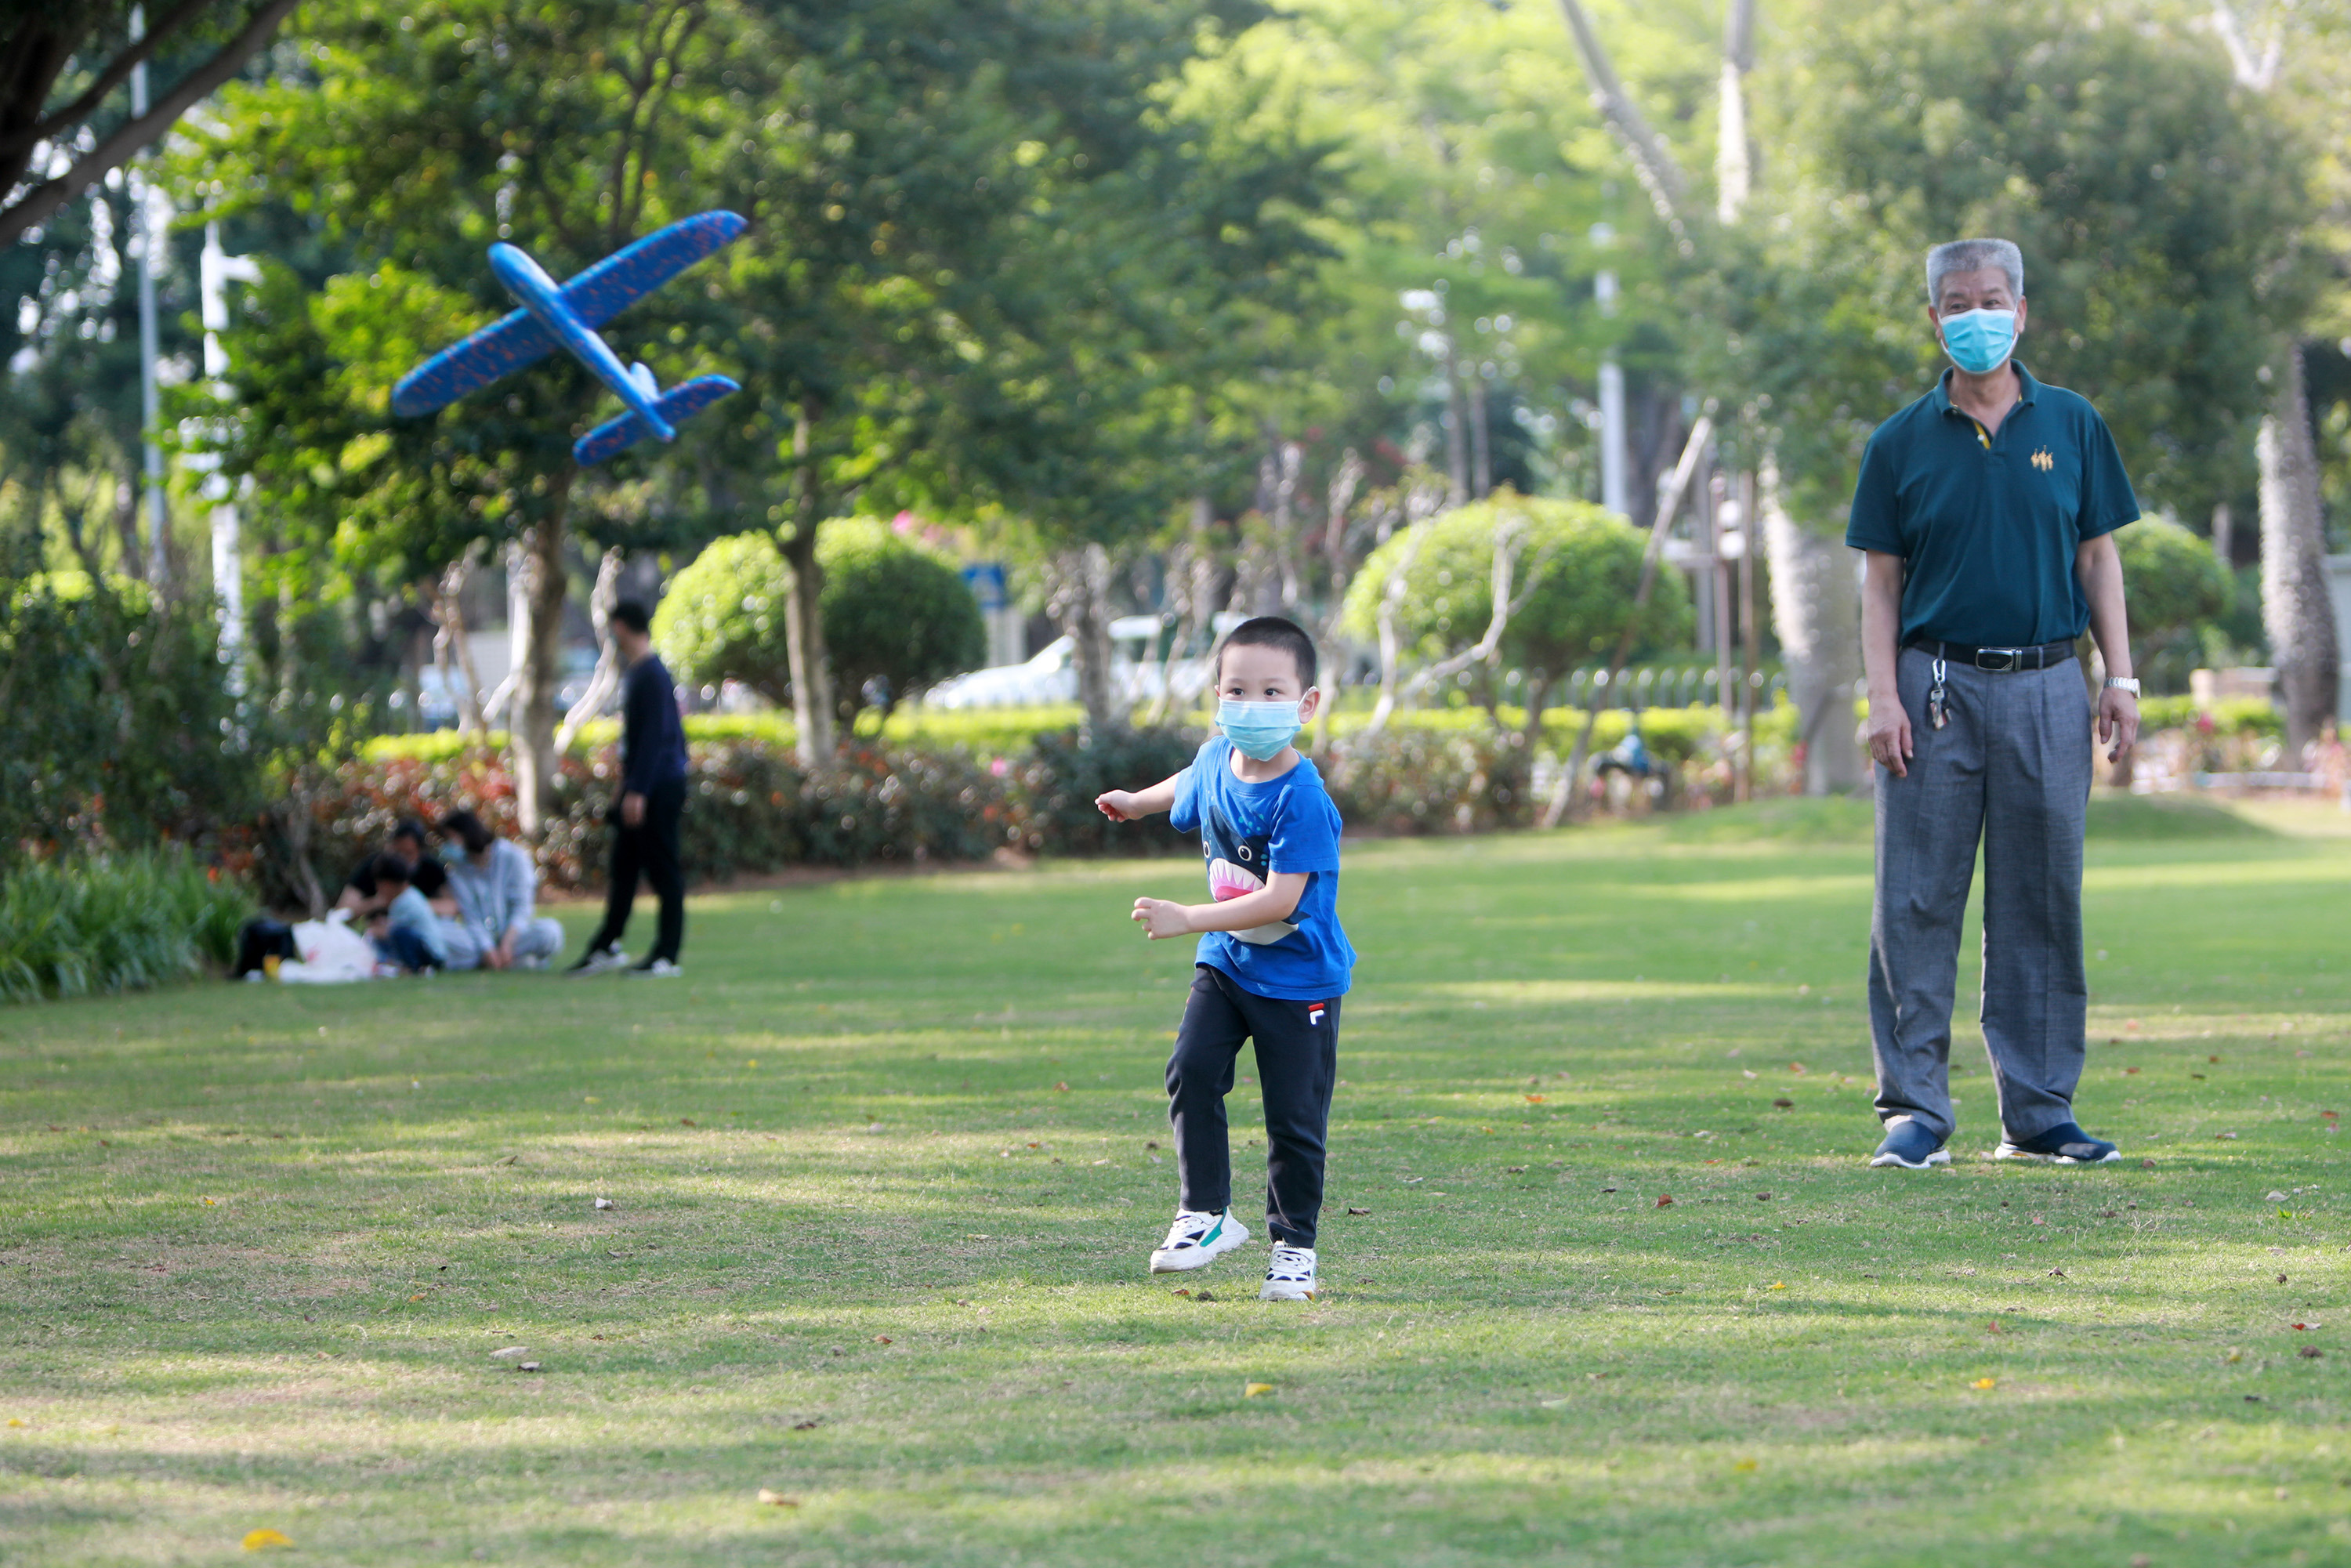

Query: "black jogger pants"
<box><xmin>1166</xmin><ymin>963</ymin><xmax>1340</xmax><ymax>1248</ymax></box>
<box><xmin>587</xmin><ymin>776</ymin><xmax>686</xmax><ymax>964</ymax></box>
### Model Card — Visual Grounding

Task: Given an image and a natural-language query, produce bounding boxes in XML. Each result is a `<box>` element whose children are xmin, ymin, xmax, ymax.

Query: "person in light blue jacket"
<box><xmin>437</xmin><ymin>810</ymin><xmax>565</xmax><ymax>972</ymax></box>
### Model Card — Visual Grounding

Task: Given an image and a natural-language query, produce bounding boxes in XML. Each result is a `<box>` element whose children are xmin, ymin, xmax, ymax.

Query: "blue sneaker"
<box><xmin>1869</xmin><ymin>1119</ymin><xmax>1951</xmax><ymax>1169</ymax></box>
<box><xmin>1994</xmin><ymin>1122</ymin><xmax>2119</xmax><ymax>1164</ymax></box>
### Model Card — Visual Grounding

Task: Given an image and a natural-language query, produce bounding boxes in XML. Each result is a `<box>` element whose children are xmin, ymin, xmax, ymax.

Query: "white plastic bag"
<box><xmin>279</xmin><ymin>909</ymin><xmax>379</xmax><ymax>983</ymax></box>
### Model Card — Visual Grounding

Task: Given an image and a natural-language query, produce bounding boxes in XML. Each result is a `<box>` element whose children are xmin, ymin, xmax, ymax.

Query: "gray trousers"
<box><xmin>1868</xmin><ymin>646</ymin><xmax>2093</xmax><ymax>1143</ymax></box>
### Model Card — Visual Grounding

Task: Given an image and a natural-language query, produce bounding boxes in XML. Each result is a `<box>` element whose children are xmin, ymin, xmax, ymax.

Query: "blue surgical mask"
<box><xmin>1217</xmin><ymin>697</ymin><xmax>1302</xmax><ymax>761</ymax></box>
<box><xmin>1939</xmin><ymin>307</ymin><xmax>2017</xmax><ymax>375</ymax></box>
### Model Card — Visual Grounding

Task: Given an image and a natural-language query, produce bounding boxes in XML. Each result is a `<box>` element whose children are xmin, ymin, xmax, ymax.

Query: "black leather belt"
<box><xmin>1906</xmin><ymin>638</ymin><xmax>2077</xmax><ymax>672</ymax></box>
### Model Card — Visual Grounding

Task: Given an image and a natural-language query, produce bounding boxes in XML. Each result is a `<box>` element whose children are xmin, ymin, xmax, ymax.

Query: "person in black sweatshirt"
<box><xmin>567</xmin><ymin>599</ymin><xmax>690</xmax><ymax>976</ymax></box>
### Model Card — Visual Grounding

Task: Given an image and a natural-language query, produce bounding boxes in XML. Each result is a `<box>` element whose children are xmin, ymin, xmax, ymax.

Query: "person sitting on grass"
<box><xmin>334</xmin><ymin>818</ymin><xmax>452</xmax><ymax>918</ymax></box>
<box><xmin>365</xmin><ymin>855</ymin><xmax>449</xmax><ymax>974</ymax></box>
<box><xmin>1094</xmin><ymin>614</ymin><xmax>1356</xmax><ymax>1304</ymax></box>
<box><xmin>437</xmin><ymin>809</ymin><xmax>565</xmax><ymax>972</ymax></box>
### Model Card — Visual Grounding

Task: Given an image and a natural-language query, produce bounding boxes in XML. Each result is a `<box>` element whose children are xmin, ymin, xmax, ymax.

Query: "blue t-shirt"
<box><xmin>1168</xmin><ymin>737</ymin><xmax>1354</xmax><ymax>1001</ymax></box>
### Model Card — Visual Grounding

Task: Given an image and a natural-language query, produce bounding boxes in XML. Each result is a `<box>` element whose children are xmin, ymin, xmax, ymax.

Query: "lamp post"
<box><xmin>198</xmin><ymin>221</ymin><xmax>262</xmax><ymax>693</ymax></box>
<box><xmin>1592</xmin><ymin>221</ymin><xmax>1627</xmax><ymax>520</ymax></box>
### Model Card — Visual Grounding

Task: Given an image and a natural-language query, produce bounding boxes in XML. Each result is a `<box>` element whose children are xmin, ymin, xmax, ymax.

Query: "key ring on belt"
<box><xmin>1927</xmin><ymin>655</ymin><xmax>1949</xmax><ymax>731</ymax></box>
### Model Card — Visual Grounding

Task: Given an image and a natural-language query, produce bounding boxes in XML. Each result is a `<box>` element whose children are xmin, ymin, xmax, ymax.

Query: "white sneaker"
<box><xmin>565</xmin><ymin>947</ymin><xmax>629</xmax><ymax>978</ymax></box>
<box><xmin>1260</xmin><ymin>1244</ymin><xmax>1317</xmax><ymax>1302</ymax></box>
<box><xmin>626</xmin><ymin>958</ymin><xmax>683</xmax><ymax>979</ymax></box>
<box><xmin>1148</xmin><ymin>1209</ymin><xmax>1248</xmax><ymax>1273</ymax></box>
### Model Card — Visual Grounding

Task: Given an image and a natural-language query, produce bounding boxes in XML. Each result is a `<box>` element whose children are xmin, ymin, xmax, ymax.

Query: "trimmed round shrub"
<box><xmin>655</xmin><ymin>521</ymin><xmax>986</xmax><ymax>725</ymax></box>
<box><xmin>1340</xmin><ymin>491</ymin><xmax>1692</xmax><ymax>719</ymax></box>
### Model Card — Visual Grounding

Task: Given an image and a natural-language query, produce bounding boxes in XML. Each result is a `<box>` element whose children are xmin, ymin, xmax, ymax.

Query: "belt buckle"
<box><xmin>1974</xmin><ymin>647</ymin><xmax>2020</xmax><ymax>672</ymax></box>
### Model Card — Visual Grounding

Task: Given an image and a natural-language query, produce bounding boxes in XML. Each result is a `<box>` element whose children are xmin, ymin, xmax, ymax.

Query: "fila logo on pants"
<box><xmin>1308</xmin><ymin>1004</ymin><xmax>1327</xmax><ymax>1027</ymax></box>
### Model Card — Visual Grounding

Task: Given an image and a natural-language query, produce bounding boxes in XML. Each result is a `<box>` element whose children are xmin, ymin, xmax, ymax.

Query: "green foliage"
<box><xmin>656</xmin><ymin>523</ymin><xmax>986</xmax><ymax>725</ymax></box>
<box><xmin>2137</xmin><ymin>694</ymin><xmax>2281</xmax><ymax>739</ymax></box>
<box><xmin>0</xmin><ymin>578</ymin><xmax>258</xmax><ymax>869</ymax></box>
<box><xmin>654</xmin><ymin>534</ymin><xmax>798</xmax><ymax>706</ymax></box>
<box><xmin>810</xmin><ymin>519</ymin><xmax>987</xmax><ymax>719</ymax></box>
<box><xmin>2116</xmin><ymin>515</ymin><xmax>2231</xmax><ymax>649</ymax></box>
<box><xmin>1011</xmin><ymin>728</ymin><xmax>1201</xmax><ymax>857</ymax></box>
<box><xmin>0</xmin><ymin>849</ymin><xmax>253</xmax><ymax>1004</ymax></box>
<box><xmin>1723</xmin><ymin>0</ymin><xmax>2316</xmax><ymax>524</ymax></box>
<box><xmin>1340</xmin><ymin>494</ymin><xmax>1692</xmax><ymax>712</ymax></box>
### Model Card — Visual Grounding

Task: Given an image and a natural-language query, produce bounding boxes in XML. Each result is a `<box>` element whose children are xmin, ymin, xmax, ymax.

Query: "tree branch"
<box><xmin>0</xmin><ymin>0</ymin><xmax>213</xmax><ymax>161</ymax></box>
<box><xmin>1552</xmin><ymin>0</ymin><xmax>1694</xmax><ymax>244</ymax></box>
<box><xmin>0</xmin><ymin>0</ymin><xmax>302</xmax><ymax>248</ymax></box>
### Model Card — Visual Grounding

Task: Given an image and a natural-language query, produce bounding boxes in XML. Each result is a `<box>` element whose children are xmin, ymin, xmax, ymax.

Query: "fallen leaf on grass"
<box><xmin>1172</xmin><ymin>1288</ymin><xmax>1192</xmax><ymax>1298</ymax></box>
<box><xmin>1055</xmin><ymin>1082</ymin><xmax>1069</xmax><ymax>1092</ymax></box>
<box><xmin>792</xmin><ymin>1420</ymin><xmax>820</xmax><ymax>1430</ymax></box>
<box><xmin>2216</xmin><ymin>1132</ymin><xmax>2237</xmax><ymax>1140</ymax></box>
<box><xmin>1655</xmin><ymin>1195</ymin><xmax>1675</xmax><ymax>1208</ymax></box>
<box><xmin>1771</xmin><ymin>1099</ymin><xmax>1794</xmax><ymax>1110</ymax></box>
<box><xmin>5</xmin><ymin>1418</ymin><xmax>24</xmax><ymax>1427</ymax></box>
<box><xmin>1538</xmin><ymin>1398</ymin><xmax>1573</xmax><ymax>1409</ymax></box>
<box><xmin>593</xmin><ymin>1198</ymin><xmax>614</xmax><ymax>1211</ymax></box>
<box><xmin>200</xmin><ymin>1197</ymin><xmax>219</xmax><ymax>1207</ymax></box>
<box><xmin>516</xmin><ymin>1362</ymin><xmax>542</xmax><ymax>1373</ymax></box>
<box><xmin>1733</xmin><ymin>1459</ymin><xmax>1758</xmax><ymax>1472</ymax></box>
<box><xmin>1346</xmin><ymin>1207</ymin><xmax>1371</xmax><ymax>1216</ymax></box>
<box><xmin>1194</xmin><ymin>1290</ymin><xmax>1216</xmax><ymax>1302</ymax></box>
<box><xmin>873</xmin><ymin>1336</ymin><xmax>893</xmax><ymax>1345</ymax></box>
<box><xmin>1742</xmin><ymin>1070</ymin><xmax>1758</xmax><ymax>1081</ymax></box>
<box><xmin>1525</xmin><ymin>1094</ymin><xmax>1547</xmax><ymax>1103</ymax></box>
<box><xmin>490</xmin><ymin>1346</ymin><xmax>531</xmax><ymax>1359</ymax></box>
<box><xmin>409</xmin><ymin>1293</ymin><xmax>426</xmax><ymax>1301</ymax></box>
<box><xmin>1755</xmin><ymin>1193</ymin><xmax>1773</xmax><ymax>1202</ymax></box>
<box><xmin>2140</xmin><ymin>1158</ymin><xmax>2157</xmax><ymax>1170</ymax></box>
<box><xmin>2269</xmin><ymin>1192</ymin><xmax>2289</xmax><ymax>1202</ymax></box>
<box><xmin>241</xmin><ymin>1530</ymin><xmax>293</xmax><ymax>1551</ymax></box>
<box><xmin>1768</xmin><ymin>1282</ymin><xmax>1788</xmax><ymax>1291</ymax></box>
<box><xmin>2302</xmin><ymin>1345</ymin><xmax>2325</xmax><ymax>1359</ymax></box>
<box><xmin>1972</xmin><ymin>1378</ymin><xmax>1997</xmax><ymax>1390</ymax></box>
<box><xmin>1244</xmin><ymin>1382</ymin><xmax>1273</xmax><ymax>1398</ymax></box>
<box><xmin>756</xmin><ymin>1489</ymin><xmax>801</xmax><ymax>1508</ymax></box>
<box><xmin>1505</xmin><ymin>1166</ymin><xmax>1527</xmax><ymax>1174</ymax></box>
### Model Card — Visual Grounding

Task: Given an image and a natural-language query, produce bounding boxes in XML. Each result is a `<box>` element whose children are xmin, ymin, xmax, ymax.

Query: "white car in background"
<box><xmin>924</xmin><ymin>615</ymin><xmax>1215</xmax><ymax>710</ymax></box>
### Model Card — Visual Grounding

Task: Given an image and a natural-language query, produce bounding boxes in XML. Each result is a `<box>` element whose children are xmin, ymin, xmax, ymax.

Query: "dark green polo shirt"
<box><xmin>1845</xmin><ymin>362</ymin><xmax>2139</xmax><ymax>647</ymax></box>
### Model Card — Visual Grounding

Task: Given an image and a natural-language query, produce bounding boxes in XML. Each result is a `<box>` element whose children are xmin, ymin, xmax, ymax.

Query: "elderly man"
<box><xmin>1846</xmin><ymin>237</ymin><xmax>2140</xmax><ymax>1171</ymax></box>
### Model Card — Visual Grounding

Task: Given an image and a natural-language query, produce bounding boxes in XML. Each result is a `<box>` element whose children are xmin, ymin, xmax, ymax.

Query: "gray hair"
<box><xmin>1925</xmin><ymin>238</ymin><xmax>2023</xmax><ymax>305</ymax></box>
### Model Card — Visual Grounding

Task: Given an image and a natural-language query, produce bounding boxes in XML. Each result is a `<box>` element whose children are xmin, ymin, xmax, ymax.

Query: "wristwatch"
<box><xmin>2103</xmin><ymin>677</ymin><xmax>2141</xmax><ymax>696</ymax></box>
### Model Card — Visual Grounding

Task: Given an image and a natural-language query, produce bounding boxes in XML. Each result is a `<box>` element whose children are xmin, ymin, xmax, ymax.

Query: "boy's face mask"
<box><xmin>1217</xmin><ymin>697</ymin><xmax>1303</xmax><ymax>760</ymax></box>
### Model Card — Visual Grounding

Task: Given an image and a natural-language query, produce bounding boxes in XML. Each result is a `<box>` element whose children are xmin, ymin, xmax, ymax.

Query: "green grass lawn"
<box><xmin>4</xmin><ymin>798</ymin><xmax>2349</xmax><ymax>1566</ymax></box>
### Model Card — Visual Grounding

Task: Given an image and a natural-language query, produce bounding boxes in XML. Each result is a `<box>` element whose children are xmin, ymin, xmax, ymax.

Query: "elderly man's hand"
<box><xmin>1865</xmin><ymin>690</ymin><xmax>1914</xmax><ymax>779</ymax></box>
<box><xmin>2097</xmin><ymin>685</ymin><xmax>2139</xmax><ymax>762</ymax></box>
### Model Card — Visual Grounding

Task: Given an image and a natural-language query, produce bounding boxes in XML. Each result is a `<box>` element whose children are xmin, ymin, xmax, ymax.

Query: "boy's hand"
<box><xmin>1130</xmin><ymin>897</ymin><xmax>1193</xmax><ymax>940</ymax></box>
<box><xmin>1096</xmin><ymin>790</ymin><xmax>1140</xmax><ymax>821</ymax></box>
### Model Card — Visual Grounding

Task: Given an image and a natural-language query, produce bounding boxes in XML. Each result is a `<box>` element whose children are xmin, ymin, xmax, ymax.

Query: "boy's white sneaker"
<box><xmin>1259</xmin><ymin>1244</ymin><xmax>1317</xmax><ymax>1302</ymax></box>
<box><xmin>1149</xmin><ymin>1209</ymin><xmax>1248</xmax><ymax>1273</ymax></box>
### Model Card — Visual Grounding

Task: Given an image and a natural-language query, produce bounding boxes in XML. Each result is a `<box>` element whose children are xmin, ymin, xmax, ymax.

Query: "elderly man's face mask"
<box><xmin>1938</xmin><ymin>307</ymin><xmax>2017</xmax><ymax>375</ymax></box>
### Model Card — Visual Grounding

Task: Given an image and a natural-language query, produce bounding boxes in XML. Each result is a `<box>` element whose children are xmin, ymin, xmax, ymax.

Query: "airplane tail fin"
<box><xmin>573</xmin><ymin>375</ymin><xmax>741</xmax><ymax>467</ymax></box>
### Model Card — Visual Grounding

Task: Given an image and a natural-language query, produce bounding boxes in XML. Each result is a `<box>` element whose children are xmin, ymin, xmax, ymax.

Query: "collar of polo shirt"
<box><xmin>1929</xmin><ymin>360</ymin><xmax>2041</xmax><ymax>417</ymax></box>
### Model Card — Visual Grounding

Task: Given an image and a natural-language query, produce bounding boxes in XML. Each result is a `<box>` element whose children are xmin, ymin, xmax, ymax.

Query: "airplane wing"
<box><xmin>556</xmin><ymin>210</ymin><xmax>748</xmax><ymax>329</ymax></box>
<box><xmin>389</xmin><ymin>310</ymin><xmax>558</xmax><ymax>418</ymax></box>
<box><xmin>572</xmin><ymin>373</ymin><xmax>740</xmax><ymax>467</ymax></box>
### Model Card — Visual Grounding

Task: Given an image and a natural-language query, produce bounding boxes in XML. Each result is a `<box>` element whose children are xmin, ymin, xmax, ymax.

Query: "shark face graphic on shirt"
<box><xmin>1201</xmin><ymin>800</ymin><xmax>1299</xmax><ymax>946</ymax></box>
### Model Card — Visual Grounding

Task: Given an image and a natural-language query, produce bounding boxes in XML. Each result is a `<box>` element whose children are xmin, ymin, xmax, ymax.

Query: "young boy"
<box><xmin>1096</xmin><ymin>615</ymin><xmax>1355</xmax><ymax>1302</ymax></box>
<box><xmin>364</xmin><ymin>855</ymin><xmax>450</xmax><ymax>975</ymax></box>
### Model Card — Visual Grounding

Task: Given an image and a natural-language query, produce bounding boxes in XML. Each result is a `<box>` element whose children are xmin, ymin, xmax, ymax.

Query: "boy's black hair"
<box><xmin>440</xmin><ymin>809</ymin><xmax>496</xmax><ymax>856</ymax></box>
<box><xmin>1215</xmin><ymin>615</ymin><xmax>1317</xmax><ymax>688</ymax></box>
<box><xmin>369</xmin><ymin>853</ymin><xmax>413</xmax><ymax>889</ymax></box>
<box><xmin>610</xmin><ymin>599</ymin><xmax>653</xmax><ymax>636</ymax></box>
<box><xmin>389</xmin><ymin>818</ymin><xmax>431</xmax><ymax>849</ymax></box>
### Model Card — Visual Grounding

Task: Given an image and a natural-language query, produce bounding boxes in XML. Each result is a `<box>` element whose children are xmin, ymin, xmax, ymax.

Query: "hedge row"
<box><xmin>271</xmin><ymin>722</ymin><xmax>1639</xmax><ymax>901</ymax></box>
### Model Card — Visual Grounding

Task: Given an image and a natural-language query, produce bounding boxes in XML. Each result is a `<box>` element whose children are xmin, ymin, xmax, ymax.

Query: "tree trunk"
<box><xmin>1442</xmin><ymin>334</ymin><xmax>1470</xmax><ymax>506</ymax></box>
<box><xmin>2259</xmin><ymin>346</ymin><xmax>2338</xmax><ymax>758</ymax></box>
<box><xmin>556</xmin><ymin>545</ymin><xmax>625</xmax><ymax>753</ymax></box>
<box><xmin>781</xmin><ymin>397</ymin><xmax>837</xmax><ymax>767</ymax></box>
<box><xmin>1469</xmin><ymin>373</ymin><xmax>1491</xmax><ymax>499</ymax></box>
<box><xmin>1761</xmin><ymin>463</ymin><xmax>1865</xmax><ymax>795</ymax></box>
<box><xmin>1051</xmin><ymin>543</ymin><xmax>1121</xmax><ymax>737</ymax></box>
<box><xmin>509</xmin><ymin>481</ymin><xmax>572</xmax><ymax>837</ymax></box>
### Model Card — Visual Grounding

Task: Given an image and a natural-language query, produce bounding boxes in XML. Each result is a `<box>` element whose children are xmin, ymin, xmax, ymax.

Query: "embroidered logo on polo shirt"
<box><xmin>2031</xmin><ymin>447</ymin><xmax>2055</xmax><ymax>471</ymax></box>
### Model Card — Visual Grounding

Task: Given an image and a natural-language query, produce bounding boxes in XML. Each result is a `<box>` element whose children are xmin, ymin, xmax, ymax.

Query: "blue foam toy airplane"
<box><xmin>390</xmin><ymin>210</ymin><xmax>748</xmax><ymax>467</ymax></box>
